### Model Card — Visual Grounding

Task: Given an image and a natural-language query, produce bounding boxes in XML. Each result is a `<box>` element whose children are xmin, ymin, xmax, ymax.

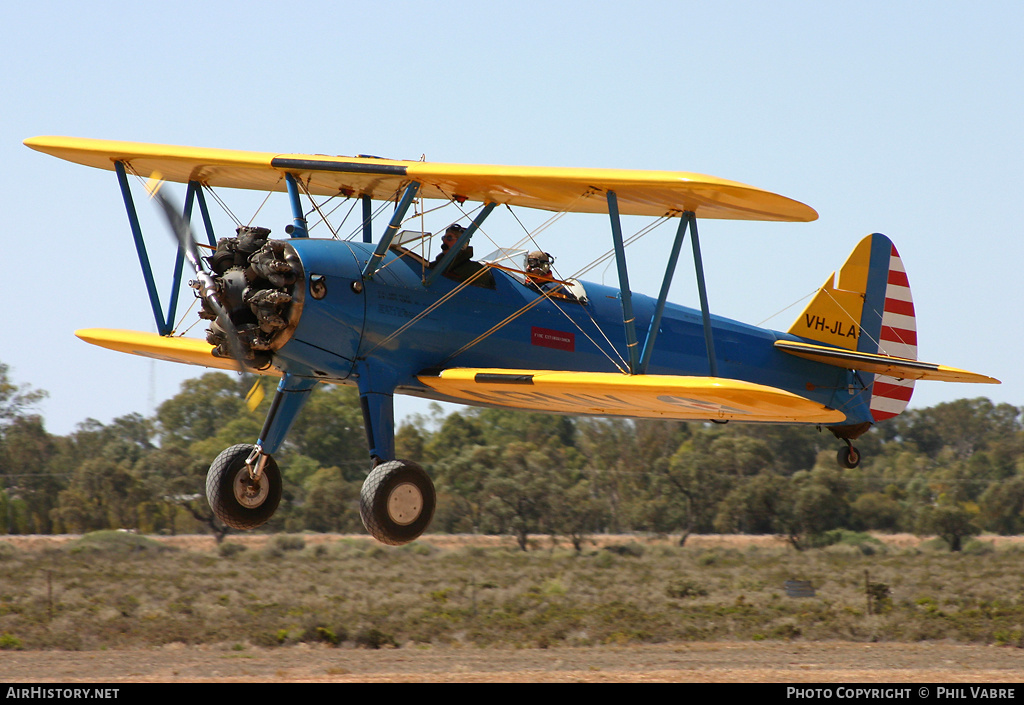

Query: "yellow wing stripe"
<box><xmin>26</xmin><ymin>135</ymin><xmax>817</xmax><ymax>221</ymax></box>
<box><xmin>418</xmin><ymin>368</ymin><xmax>845</xmax><ymax>423</ymax></box>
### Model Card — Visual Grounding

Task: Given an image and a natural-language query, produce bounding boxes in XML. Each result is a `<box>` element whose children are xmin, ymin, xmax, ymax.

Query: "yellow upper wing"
<box><xmin>25</xmin><ymin>135</ymin><xmax>817</xmax><ymax>221</ymax></box>
<box><xmin>417</xmin><ymin>368</ymin><xmax>845</xmax><ymax>423</ymax></box>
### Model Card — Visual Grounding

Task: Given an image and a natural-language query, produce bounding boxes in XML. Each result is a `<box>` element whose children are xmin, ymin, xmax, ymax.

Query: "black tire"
<box><xmin>359</xmin><ymin>460</ymin><xmax>436</xmax><ymax>545</ymax></box>
<box><xmin>206</xmin><ymin>444</ymin><xmax>282</xmax><ymax>530</ymax></box>
<box><xmin>837</xmin><ymin>445</ymin><xmax>861</xmax><ymax>469</ymax></box>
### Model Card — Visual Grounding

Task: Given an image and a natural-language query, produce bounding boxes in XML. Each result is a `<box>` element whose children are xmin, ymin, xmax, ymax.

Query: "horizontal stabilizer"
<box><xmin>75</xmin><ymin>328</ymin><xmax>281</xmax><ymax>377</ymax></box>
<box><xmin>418</xmin><ymin>368</ymin><xmax>846</xmax><ymax>423</ymax></box>
<box><xmin>774</xmin><ymin>340</ymin><xmax>999</xmax><ymax>384</ymax></box>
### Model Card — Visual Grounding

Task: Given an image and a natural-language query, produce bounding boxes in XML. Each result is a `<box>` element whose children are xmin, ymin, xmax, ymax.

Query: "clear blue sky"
<box><xmin>2</xmin><ymin>1</ymin><xmax>1021</xmax><ymax>435</ymax></box>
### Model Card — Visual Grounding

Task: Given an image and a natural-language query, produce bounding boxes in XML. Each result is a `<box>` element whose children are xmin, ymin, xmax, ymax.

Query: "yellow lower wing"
<box><xmin>75</xmin><ymin>328</ymin><xmax>281</xmax><ymax>377</ymax></box>
<box><xmin>417</xmin><ymin>369</ymin><xmax>845</xmax><ymax>423</ymax></box>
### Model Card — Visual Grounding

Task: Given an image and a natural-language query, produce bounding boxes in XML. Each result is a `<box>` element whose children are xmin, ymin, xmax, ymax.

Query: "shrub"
<box><xmin>263</xmin><ymin>534</ymin><xmax>306</xmax><ymax>557</ymax></box>
<box><xmin>65</xmin><ymin>530</ymin><xmax>170</xmax><ymax>555</ymax></box>
<box><xmin>805</xmin><ymin>529</ymin><xmax>885</xmax><ymax>551</ymax></box>
<box><xmin>961</xmin><ymin>539</ymin><xmax>995</xmax><ymax>555</ymax></box>
<box><xmin>867</xmin><ymin>581</ymin><xmax>892</xmax><ymax>614</ymax></box>
<box><xmin>355</xmin><ymin>627</ymin><xmax>397</xmax><ymax>649</ymax></box>
<box><xmin>769</xmin><ymin>623</ymin><xmax>801</xmax><ymax>640</ymax></box>
<box><xmin>302</xmin><ymin>623</ymin><xmax>346</xmax><ymax>646</ymax></box>
<box><xmin>218</xmin><ymin>542</ymin><xmax>247</xmax><ymax>558</ymax></box>
<box><xmin>604</xmin><ymin>543</ymin><xmax>644</xmax><ymax>558</ymax></box>
<box><xmin>270</xmin><ymin>535</ymin><xmax>306</xmax><ymax>552</ymax></box>
<box><xmin>666</xmin><ymin>579</ymin><xmax>709</xmax><ymax>599</ymax></box>
<box><xmin>0</xmin><ymin>633</ymin><xmax>23</xmax><ymax>650</ymax></box>
<box><xmin>697</xmin><ymin>552</ymin><xmax>719</xmax><ymax>567</ymax></box>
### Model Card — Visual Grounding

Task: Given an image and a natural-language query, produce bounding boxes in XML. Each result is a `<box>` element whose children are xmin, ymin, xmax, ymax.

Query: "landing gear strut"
<box><xmin>829</xmin><ymin>423</ymin><xmax>869</xmax><ymax>470</ymax></box>
<box><xmin>359</xmin><ymin>460</ymin><xmax>436</xmax><ymax>545</ymax></box>
<box><xmin>206</xmin><ymin>444</ymin><xmax>282</xmax><ymax>530</ymax></box>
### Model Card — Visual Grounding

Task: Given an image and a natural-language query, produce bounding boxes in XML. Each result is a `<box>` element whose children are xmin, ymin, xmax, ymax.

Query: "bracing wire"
<box><xmin>295</xmin><ymin>178</ymin><xmax>342</xmax><ymax>238</ymax></box>
<box><xmin>754</xmin><ymin>291</ymin><xmax>815</xmax><ymax>328</ymax></box>
<box><xmin>202</xmin><ymin>184</ymin><xmax>243</xmax><ymax>227</ymax></box>
<box><xmin>435</xmin><ymin>205</ymin><xmax>670</xmax><ymax>370</ymax></box>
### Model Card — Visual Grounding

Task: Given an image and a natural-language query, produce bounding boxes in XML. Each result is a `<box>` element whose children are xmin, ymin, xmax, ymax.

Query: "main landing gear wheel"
<box><xmin>837</xmin><ymin>444</ymin><xmax>861</xmax><ymax>469</ymax></box>
<box><xmin>360</xmin><ymin>460</ymin><xmax>436</xmax><ymax>546</ymax></box>
<box><xmin>206</xmin><ymin>444</ymin><xmax>282</xmax><ymax>530</ymax></box>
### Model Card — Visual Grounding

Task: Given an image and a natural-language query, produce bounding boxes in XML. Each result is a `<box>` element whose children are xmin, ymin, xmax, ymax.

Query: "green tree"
<box><xmin>0</xmin><ymin>363</ymin><xmax>46</xmax><ymax>426</ymax></box>
<box><xmin>51</xmin><ymin>457</ymin><xmax>138</xmax><ymax>532</ymax></box>
<box><xmin>916</xmin><ymin>503</ymin><xmax>980</xmax><ymax>552</ymax></box>
<box><xmin>730</xmin><ymin>424</ymin><xmax>829</xmax><ymax>474</ymax></box>
<box><xmin>156</xmin><ymin>373</ymin><xmax>249</xmax><ymax>448</ymax></box>
<box><xmin>790</xmin><ymin>467</ymin><xmax>851</xmax><ymax>543</ymax></box>
<box><xmin>575</xmin><ymin>418</ymin><xmax>639</xmax><ymax>533</ymax></box>
<box><xmin>49</xmin><ymin>414</ymin><xmax>156</xmax><ymax>532</ymax></box>
<box><xmin>286</xmin><ymin>385</ymin><xmax>367</xmax><ymax>480</ymax></box>
<box><xmin>431</xmin><ymin>444</ymin><xmax>501</xmax><ymax>533</ymax></box>
<box><xmin>892</xmin><ymin>398</ymin><xmax>1021</xmax><ymax>461</ymax></box>
<box><xmin>849</xmin><ymin>491</ymin><xmax>903</xmax><ymax>532</ymax></box>
<box><xmin>714</xmin><ymin>472</ymin><xmax>796</xmax><ymax>541</ymax></box>
<box><xmin>978</xmin><ymin>475</ymin><xmax>1024</xmax><ymax>535</ymax></box>
<box><xmin>482</xmin><ymin>443</ymin><xmax>558</xmax><ymax>549</ymax></box>
<box><xmin>574</xmin><ymin>418</ymin><xmax>688</xmax><ymax>533</ymax></box>
<box><xmin>300</xmin><ymin>466</ymin><xmax>361</xmax><ymax>532</ymax></box>
<box><xmin>659</xmin><ymin>437</ymin><xmax>731</xmax><ymax>543</ymax></box>
<box><xmin>0</xmin><ymin>415</ymin><xmax>60</xmax><ymax>533</ymax></box>
<box><xmin>0</xmin><ymin>363</ymin><xmax>53</xmax><ymax>533</ymax></box>
<box><xmin>473</xmin><ymin>407</ymin><xmax>577</xmax><ymax>450</ymax></box>
<box><xmin>547</xmin><ymin>476</ymin><xmax>610</xmax><ymax>551</ymax></box>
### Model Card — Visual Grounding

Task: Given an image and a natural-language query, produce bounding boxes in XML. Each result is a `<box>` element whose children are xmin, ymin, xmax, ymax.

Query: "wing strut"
<box><xmin>362</xmin><ymin>182</ymin><xmax>421</xmax><ymax>279</ymax></box>
<box><xmin>423</xmin><ymin>201</ymin><xmax>497</xmax><ymax>286</ymax></box>
<box><xmin>607</xmin><ymin>191</ymin><xmax>640</xmax><ymax>374</ymax></box>
<box><xmin>115</xmin><ymin>161</ymin><xmax>217</xmax><ymax>336</ymax></box>
<box><xmin>638</xmin><ymin>212</ymin><xmax>691</xmax><ymax>374</ymax></box>
<box><xmin>284</xmin><ymin>173</ymin><xmax>309</xmax><ymax>238</ymax></box>
<box><xmin>604</xmin><ymin>203</ymin><xmax>718</xmax><ymax>378</ymax></box>
<box><xmin>689</xmin><ymin>214</ymin><xmax>718</xmax><ymax>376</ymax></box>
<box><xmin>361</xmin><ymin>195</ymin><xmax>373</xmax><ymax>243</ymax></box>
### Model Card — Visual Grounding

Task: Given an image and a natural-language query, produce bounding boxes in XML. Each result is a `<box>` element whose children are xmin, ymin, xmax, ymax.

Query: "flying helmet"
<box><xmin>526</xmin><ymin>250</ymin><xmax>553</xmax><ymax>275</ymax></box>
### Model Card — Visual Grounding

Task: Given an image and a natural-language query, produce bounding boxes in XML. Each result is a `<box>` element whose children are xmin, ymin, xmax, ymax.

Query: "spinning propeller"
<box><xmin>144</xmin><ymin>175</ymin><xmax>251</xmax><ymax>373</ymax></box>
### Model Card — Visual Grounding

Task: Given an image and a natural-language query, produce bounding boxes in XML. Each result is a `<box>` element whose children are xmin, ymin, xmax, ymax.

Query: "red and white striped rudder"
<box><xmin>869</xmin><ymin>242</ymin><xmax>917</xmax><ymax>421</ymax></box>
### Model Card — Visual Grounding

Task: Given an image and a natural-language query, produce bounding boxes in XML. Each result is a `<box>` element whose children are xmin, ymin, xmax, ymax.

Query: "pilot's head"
<box><xmin>526</xmin><ymin>250</ymin><xmax>553</xmax><ymax>276</ymax></box>
<box><xmin>441</xmin><ymin>224</ymin><xmax>465</xmax><ymax>251</ymax></box>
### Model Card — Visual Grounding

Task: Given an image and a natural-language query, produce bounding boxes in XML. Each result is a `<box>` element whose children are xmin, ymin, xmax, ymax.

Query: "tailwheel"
<box><xmin>360</xmin><ymin>460</ymin><xmax>436</xmax><ymax>545</ymax></box>
<box><xmin>206</xmin><ymin>444</ymin><xmax>282</xmax><ymax>530</ymax></box>
<box><xmin>837</xmin><ymin>443</ymin><xmax>861</xmax><ymax>469</ymax></box>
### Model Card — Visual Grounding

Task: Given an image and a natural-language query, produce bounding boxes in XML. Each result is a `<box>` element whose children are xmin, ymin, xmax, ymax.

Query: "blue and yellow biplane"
<box><xmin>25</xmin><ymin>136</ymin><xmax>998</xmax><ymax>544</ymax></box>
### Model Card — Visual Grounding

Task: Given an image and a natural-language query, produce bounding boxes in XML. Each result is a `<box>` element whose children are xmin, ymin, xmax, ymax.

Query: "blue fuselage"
<box><xmin>275</xmin><ymin>239</ymin><xmax>872</xmax><ymax>427</ymax></box>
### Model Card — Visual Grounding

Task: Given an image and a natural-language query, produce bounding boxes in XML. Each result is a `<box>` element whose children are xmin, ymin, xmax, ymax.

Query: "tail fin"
<box><xmin>787</xmin><ymin>233</ymin><xmax>917</xmax><ymax>421</ymax></box>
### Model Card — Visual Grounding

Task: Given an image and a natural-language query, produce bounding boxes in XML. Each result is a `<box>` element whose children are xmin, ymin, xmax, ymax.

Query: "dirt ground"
<box><xmin>4</xmin><ymin>533</ymin><xmax>1024</xmax><ymax>683</ymax></box>
<box><xmin>2</xmin><ymin>642</ymin><xmax>1023</xmax><ymax>683</ymax></box>
<box><xmin>12</xmin><ymin>530</ymin><xmax>1024</xmax><ymax>553</ymax></box>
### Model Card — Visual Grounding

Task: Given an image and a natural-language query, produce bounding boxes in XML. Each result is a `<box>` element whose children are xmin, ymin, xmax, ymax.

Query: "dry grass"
<box><xmin>3</xmin><ymin>532</ymin><xmax>1024</xmax><ymax>652</ymax></box>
